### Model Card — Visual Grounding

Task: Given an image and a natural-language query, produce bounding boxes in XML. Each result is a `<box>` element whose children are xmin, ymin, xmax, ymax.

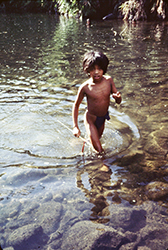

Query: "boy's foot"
<box><xmin>97</xmin><ymin>149</ymin><xmax>105</xmax><ymax>158</ymax></box>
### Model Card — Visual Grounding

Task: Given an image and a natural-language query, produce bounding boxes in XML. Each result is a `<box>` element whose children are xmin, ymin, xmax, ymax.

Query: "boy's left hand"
<box><xmin>112</xmin><ymin>92</ymin><xmax>121</xmax><ymax>104</ymax></box>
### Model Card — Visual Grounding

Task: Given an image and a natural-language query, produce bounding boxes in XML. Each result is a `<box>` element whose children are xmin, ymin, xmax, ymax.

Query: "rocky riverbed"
<box><xmin>0</xmin><ymin>150</ymin><xmax>168</xmax><ymax>250</ymax></box>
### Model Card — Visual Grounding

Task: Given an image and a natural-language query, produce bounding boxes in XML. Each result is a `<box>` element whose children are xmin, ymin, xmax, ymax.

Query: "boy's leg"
<box><xmin>84</xmin><ymin>112</ymin><xmax>103</xmax><ymax>153</ymax></box>
<box><xmin>98</xmin><ymin>123</ymin><xmax>105</xmax><ymax>138</ymax></box>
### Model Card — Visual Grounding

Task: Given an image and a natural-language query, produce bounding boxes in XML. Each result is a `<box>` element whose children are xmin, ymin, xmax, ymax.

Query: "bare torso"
<box><xmin>83</xmin><ymin>75</ymin><xmax>112</xmax><ymax>117</ymax></box>
<box><xmin>72</xmin><ymin>71</ymin><xmax>121</xmax><ymax>152</ymax></box>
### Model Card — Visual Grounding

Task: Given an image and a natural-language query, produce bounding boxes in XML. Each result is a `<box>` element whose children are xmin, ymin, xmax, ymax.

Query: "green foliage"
<box><xmin>1</xmin><ymin>0</ymin><xmax>167</xmax><ymax>20</ymax></box>
<box><xmin>120</xmin><ymin>0</ymin><xmax>139</xmax><ymax>15</ymax></box>
<box><xmin>120</xmin><ymin>0</ymin><xmax>167</xmax><ymax>21</ymax></box>
<box><xmin>57</xmin><ymin>0</ymin><xmax>79</xmax><ymax>15</ymax></box>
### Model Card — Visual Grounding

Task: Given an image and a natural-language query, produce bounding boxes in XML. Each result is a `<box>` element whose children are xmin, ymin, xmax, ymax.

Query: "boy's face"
<box><xmin>89</xmin><ymin>65</ymin><xmax>104</xmax><ymax>83</ymax></box>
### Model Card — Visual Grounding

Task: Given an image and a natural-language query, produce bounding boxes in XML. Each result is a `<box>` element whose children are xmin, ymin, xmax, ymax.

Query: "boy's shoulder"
<box><xmin>103</xmin><ymin>75</ymin><xmax>112</xmax><ymax>81</ymax></box>
<box><xmin>81</xmin><ymin>78</ymin><xmax>91</xmax><ymax>87</ymax></box>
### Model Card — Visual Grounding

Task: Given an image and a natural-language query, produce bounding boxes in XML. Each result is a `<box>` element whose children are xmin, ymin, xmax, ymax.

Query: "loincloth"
<box><xmin>95</xmin><ymin>111</ymin><xmax>110</xmax><ymax>129</ymax></box>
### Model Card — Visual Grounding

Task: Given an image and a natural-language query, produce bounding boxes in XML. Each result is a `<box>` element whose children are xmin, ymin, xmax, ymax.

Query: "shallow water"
<box><xmin>0</xmin><ymin>13</ymin><xmax>168</xmax><ymax>249</ymax></box>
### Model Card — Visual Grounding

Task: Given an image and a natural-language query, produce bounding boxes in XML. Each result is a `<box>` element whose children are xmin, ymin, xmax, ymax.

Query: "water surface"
<box><xmin>0</xmin><ymin>13</ymin><xmax>168</xmax><ymax>249</ymax></box>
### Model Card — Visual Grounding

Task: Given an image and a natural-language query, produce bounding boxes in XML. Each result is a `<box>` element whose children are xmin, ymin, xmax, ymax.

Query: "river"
<box><xmin>0</xmin><ymin>13</ymin><xmax>168</xmax><ymax>250</ymax></box>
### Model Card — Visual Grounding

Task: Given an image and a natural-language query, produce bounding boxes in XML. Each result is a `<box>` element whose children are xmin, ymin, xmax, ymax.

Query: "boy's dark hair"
<box><xmin>83</xmin><ymin>51</ymin><xmax>109</xmax><ymax>75</ymax></box>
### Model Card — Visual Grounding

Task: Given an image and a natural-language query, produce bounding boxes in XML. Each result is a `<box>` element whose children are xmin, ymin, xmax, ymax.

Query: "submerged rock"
<box><xmin>34</xmin><ymin>201</ymin><xmax>62</xmax><ymax>234</ymax></box>
<box><xmin>145</xmin><ymin>181</ymin><xmax>168</xmax><ymax>201</ymax></box>
<box><xmin>138</xmin><ymin>223</ymin><xmax>168</xmax><ymax>250</ymax></box>
<box><xmin>117</xmin><ymin>151</ymin><xmax>144</xmax><ymax>166</ymax></box>
<box><xmin>108</xmin><ymin>206</ymin><xmax>146</xmax><ymax>232</ymax></box>
<box><xmin>7</xmin><ymin>224</ymin><xmax>48</xmax><ymax>250</ymax></box>
<box><xmin>60</xmin><ymin>220</ymin><xmax>130</xmax><ymax>250</ymax></box>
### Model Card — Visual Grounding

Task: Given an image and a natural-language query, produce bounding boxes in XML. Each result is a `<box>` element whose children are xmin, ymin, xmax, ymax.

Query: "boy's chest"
<box><xmin>86</xmin><ymin>83</ymin><xmax>111</xmax><ymax>99</ymax></box>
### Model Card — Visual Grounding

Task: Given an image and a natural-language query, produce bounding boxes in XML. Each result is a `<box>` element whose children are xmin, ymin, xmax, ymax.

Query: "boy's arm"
<box><xmin>110</xmin><ymin>78</ymin><xmax>122</xmax><ymax>104</ymax></box>
<box><xmin>72</xmin><ymin>85</ymin><xmax>85</xmax><ymax>137</ymax></box>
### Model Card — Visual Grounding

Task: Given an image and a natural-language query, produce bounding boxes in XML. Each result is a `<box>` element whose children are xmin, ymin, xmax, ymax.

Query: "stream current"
<box><xmin>0</xmin><ymin>13</ymin><xmax>168</xmax><ymax>249</ymax></box>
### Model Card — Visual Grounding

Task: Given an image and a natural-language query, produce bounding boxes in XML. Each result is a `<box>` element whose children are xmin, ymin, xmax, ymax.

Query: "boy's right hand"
<box><xmin>73</xmin><ymin>126</ymin><xmax>81</xmax><ymax>137</ymax></box>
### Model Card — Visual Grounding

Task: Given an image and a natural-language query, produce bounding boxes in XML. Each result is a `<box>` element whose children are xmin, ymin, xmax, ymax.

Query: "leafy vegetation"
<box><xmin>0</xmin><ymin>0</ymin><xmax>168</xmax><ymax>20</ymax></box>
<box><xmin>120</xmin><ymin>0</ymin><xmax>167</xmax><ymax>21</ymax></box>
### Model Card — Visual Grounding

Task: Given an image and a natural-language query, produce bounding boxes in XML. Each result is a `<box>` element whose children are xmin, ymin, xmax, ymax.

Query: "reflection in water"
<box><xmin>76</xmin><ymin>160</ymin><xmax>123</xmax><ymax>223</ymax></box>
<box><xmin>0</xmin><ymin>14</ymin><xmax>168</xmax><ymax>215</ymax></box>
<box><xmin>77</xmin><ymin>161</ymin><xmax>112</xmax><ymax>222</ymax></box>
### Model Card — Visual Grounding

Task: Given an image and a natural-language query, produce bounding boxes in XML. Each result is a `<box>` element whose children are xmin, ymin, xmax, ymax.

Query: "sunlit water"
<box><xmin>0</xmin><ymin>13</ymin><xmax>168</xmax><ymax>249</ymax></box>
<box><xmin>0</xmin><ymin>14</ymin><xmax>143</xmax><ymax>166</ymax></box>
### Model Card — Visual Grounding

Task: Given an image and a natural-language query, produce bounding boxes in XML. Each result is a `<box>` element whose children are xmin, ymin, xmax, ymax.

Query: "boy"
<box><xmin>72</xmin><ymin>51</ymin><xmax>121</xmax><ymax>153</ymax></box>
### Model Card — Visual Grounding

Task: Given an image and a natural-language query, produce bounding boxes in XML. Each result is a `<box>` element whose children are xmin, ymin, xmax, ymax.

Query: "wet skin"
<box><xmin>72</xmin><ymin>65</ymin><xmax>121</xmax><ymax>153</ymax></box>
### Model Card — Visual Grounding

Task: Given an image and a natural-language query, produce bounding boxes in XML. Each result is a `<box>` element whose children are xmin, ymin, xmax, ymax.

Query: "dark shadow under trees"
<box><xmin>0</xmin><ymin>0</ymin><xmax>168</xmax><ymax>21</ymax></box>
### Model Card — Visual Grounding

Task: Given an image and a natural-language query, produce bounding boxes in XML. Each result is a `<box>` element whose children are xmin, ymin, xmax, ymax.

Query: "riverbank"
<box><xmin>1</xmin><ymin>0</ymin><xmax>168</xmax><ymax>21</ymax></box>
